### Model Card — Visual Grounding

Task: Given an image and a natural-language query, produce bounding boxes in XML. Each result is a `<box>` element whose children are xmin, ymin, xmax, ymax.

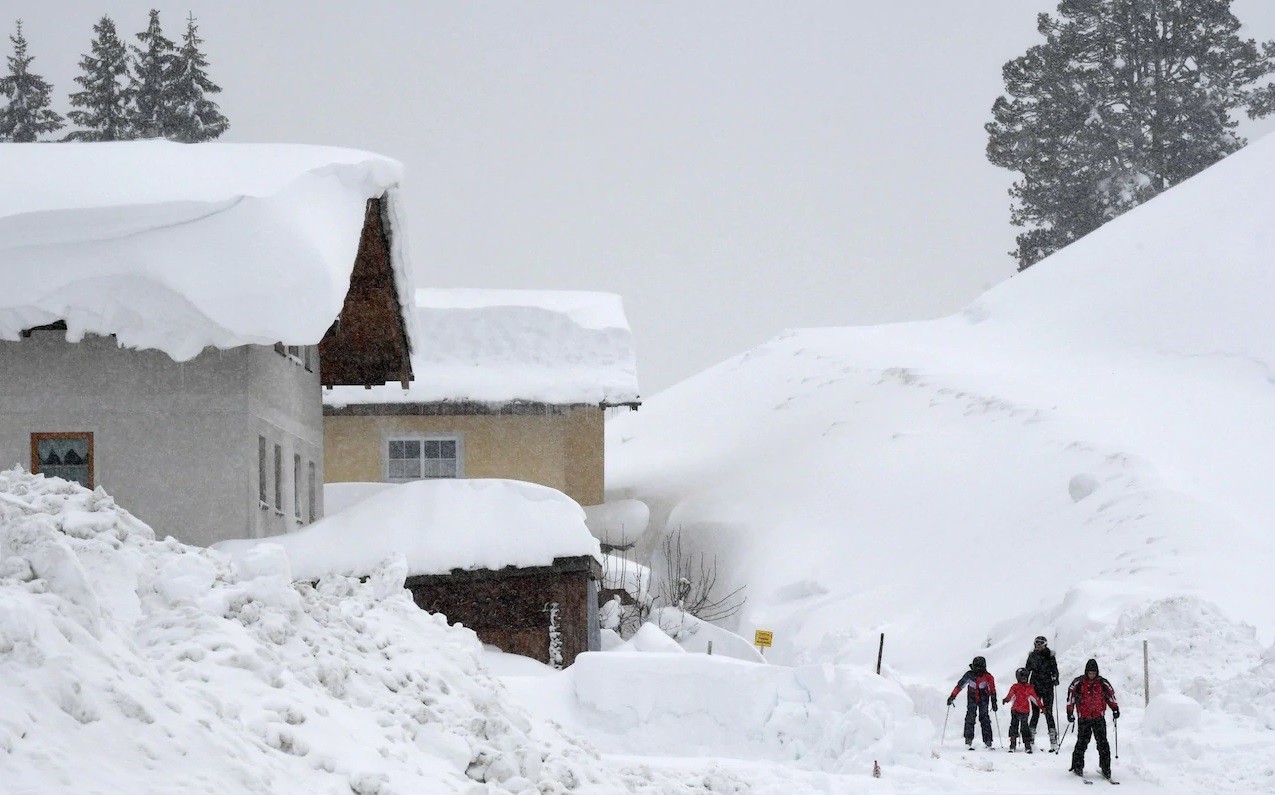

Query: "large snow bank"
<box><xmin>0</xmin><ymin>468</ymin><xmax>741</xmax><ymax>793</ymax></box>
<box><xmin>220</xmin><ymin>479</ymin><xmax>601</xmax><ymax>581</ymax></box>
<box><xmin>0</xmin><ymin>141</ymin><xmax>415</xmax><ymax>361</ymax></box>
<box><xmin>323</xmin><ymin>481</ymin><xmax>397</xmax><ymax>517</ymax></box>
<box><xmin>503</xmin><ymin>649</ymin><xmax>932</xmax><ymax>773</ymax></box>
<box><xmin>325</xmin><ymin>288</ymin><xmax>639</xmax><ymax>406</ymax></box>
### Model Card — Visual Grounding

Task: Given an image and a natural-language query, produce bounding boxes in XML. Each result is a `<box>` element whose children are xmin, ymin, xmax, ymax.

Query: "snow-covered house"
<box><xmin>323</xmin><ymin>289</ymin><xmax>640</xmax><ymax>507</ymax></box>
<box><xmin>0</xmin><ymin>142</ymin><xmax>415</xmax><ymax>547</ymax></box>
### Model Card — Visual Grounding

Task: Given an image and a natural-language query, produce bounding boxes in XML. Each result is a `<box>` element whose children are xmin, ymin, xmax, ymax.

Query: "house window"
<box><xmin>258</xmin><ymin>436</ymin><xmax>268</xmax><ymax>506</ymax></box>
<box><xmin>307</xmin><ymin>461</ymin><xmax>317</xmax><ymax>522</ymax></box>
<box><xmin>293</xmin><ymin>454</ymin><xmax>302</xmax><ymax>520</ymax></box>
<box><xmin>31</xmin><ymin>432</ymin><xmax>93</xmax><ymax>488</ymax></box>
<box><xmin>274</xmin><ymin>444</ymin><xmax>283</xmax><ymax>514</ymax></box>
<box><xmin>385</xmin><ymin>436</ymin><xmax>461</xmax><ymax>482</ymax></box>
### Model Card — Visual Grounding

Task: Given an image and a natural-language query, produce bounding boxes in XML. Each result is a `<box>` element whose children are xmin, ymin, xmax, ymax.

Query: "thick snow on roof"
<box><xmin>0</xmin><ymin>141</ymin><xmax>415</xmax><ymax>361</ymax></box>
<box><xmin>325</xmin><ymin>288</ymin><xmax>639</xmax><ymax>406</ymax></box>
<box><xmin>219</xmin><ymin>479</ymin><xmax>601</xmax><ymax>582</ymax></box>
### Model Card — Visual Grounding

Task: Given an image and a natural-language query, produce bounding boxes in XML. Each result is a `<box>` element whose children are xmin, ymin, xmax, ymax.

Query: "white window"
<box><xmin>385</xmin><ymin>436</ymin><xmax>461</xmax><ymax>482</ymax></box>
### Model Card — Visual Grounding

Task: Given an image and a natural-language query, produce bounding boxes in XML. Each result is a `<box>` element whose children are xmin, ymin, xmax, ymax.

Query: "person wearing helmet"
<box><xmin>947</xmin><ymin>655</ymin><xmax>997</xmax><ymax>749</ymax></box>
<box><xmin>1002</xmin><ymin>667</ymin><xmax>1045</xmax><ymax>752</ymax></box>
<box><xmin>1024</xmin><ymin>635</ymin><xmax>1060</xmax><ymax>750</ymax></box>
<box><xmin>1066</xmin><ymin>658</ymin><xmax>1120</xmax><ymax>781</ymax></box>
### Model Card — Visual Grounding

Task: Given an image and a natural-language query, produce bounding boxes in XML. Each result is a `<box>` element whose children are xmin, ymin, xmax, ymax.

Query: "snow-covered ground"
<box><xmin>604</xmin><ymin>134</ymin><xmax>1275</xmax><ymax>791</ymax></box>
<box><xmin>8</xmin><ymin>126</ymin><xmax>1275</xmax><ymax>795</ymax></box>
<box><xmin>0</xmin><ymin>469</ymin><xmax>744</xmax><ymax>793</ymax></box>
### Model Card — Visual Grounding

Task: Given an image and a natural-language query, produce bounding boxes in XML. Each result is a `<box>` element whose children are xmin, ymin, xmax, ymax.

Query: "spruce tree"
<box><xmin>0</xmin><ymin>19</ymin><xmax>64</xmax><ymax>142</ymax></box>
<box><xmin>65</xmin><ymin>16</ymin><xmax>130</xmax><ymax>141</ymax></box>
<box><xmin>127</xmin><ymin>9</ymin><xmax>177</xmax><ymax>138</ymax></box>
<box><xmin>987</xmin><ymin>0</ymin><xmax>1275</xmax><ymax>270</ymax></box>
<box><xmin>167</xmin><ymin>13</ymin><xmax>228</xmax><ymax>142</ymax></box>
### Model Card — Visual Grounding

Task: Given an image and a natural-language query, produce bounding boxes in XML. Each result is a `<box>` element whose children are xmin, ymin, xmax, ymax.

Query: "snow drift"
<box><xmin>0</xmin><ymin>469</ymin><xmax>737</xmax><ymax>793</ymax></box>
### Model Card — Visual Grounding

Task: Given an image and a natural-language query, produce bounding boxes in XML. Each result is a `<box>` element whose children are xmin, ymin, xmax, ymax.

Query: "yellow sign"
<box><xmin>754</xmin><ymin>629</ymin><xmax>774</xmax><ymax>648</ymax></box>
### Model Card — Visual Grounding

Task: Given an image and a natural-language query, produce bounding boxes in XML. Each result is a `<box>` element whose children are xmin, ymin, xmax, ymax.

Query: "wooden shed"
<box><xmin>405</xmin><ymin>555</ymin><xmax>602</xmax><ymax>668</ymax></box>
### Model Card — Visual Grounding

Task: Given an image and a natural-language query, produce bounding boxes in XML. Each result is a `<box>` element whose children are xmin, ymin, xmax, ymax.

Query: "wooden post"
<box><xmin>1143</xmin><ymin>639</ymin><xmax>1150</xmax><ymax>706</ymax></box>
<box><xmin>876</xmin><ymin>632</ymin><xmax>885</xmax><ymax>675</ymax></box>
<box><xmin>707</xmin><ymin>641</ymin><xmax>713</xmax><ymax>656</ymax></box>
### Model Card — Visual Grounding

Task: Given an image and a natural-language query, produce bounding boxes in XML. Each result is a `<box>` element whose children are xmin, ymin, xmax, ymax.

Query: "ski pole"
<box><xmin>995</xmin><ymin>708</ymin><xmax>1003</xmax><ymax>748</ymax></box>
<box><xmin>942</xmin><ymin>703</ymin><xmax>952</xmax><ymax>745</ymax></box>
<box><xmin>1053</xmin><ymin>685</ymin><xmax>1060</xmax><ymax>751</ymax></box>
<box><xmin>1113</xmin><ymin>716</ymin><xmax>1119</xmax><ymax>759</ymax></box>
<box><xmin>1053</xmin><ymin>720</ymin><xmax>1072</xmax><ymax>754</ymax></box>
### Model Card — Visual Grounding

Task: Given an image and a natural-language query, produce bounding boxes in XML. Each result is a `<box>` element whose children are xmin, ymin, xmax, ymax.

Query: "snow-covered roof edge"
<box><xmin>0</xmin><ymin>142</ymin><xmax>418</xmax><ymax>362</ymax></box>
<box><xmin>325</xmin><ymin>288</ymin><xmax>639</xmax><ymax>407</ymax></box>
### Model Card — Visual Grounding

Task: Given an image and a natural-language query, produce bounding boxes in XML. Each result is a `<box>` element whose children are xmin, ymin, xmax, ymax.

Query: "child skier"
<box><xmin>947</xmin><ymin>655</ymin><xmax>997</xmax><ymax>749</ymax></box>
<box><xmin>1066</xmin><ymin>658</ymin><xmax>1120</xmax><ymax>781</ymax></box>
<box><xmin>1002</xmin><ymin>667</ymin><xmax>1044</xmax><ymax>752</ymax></box>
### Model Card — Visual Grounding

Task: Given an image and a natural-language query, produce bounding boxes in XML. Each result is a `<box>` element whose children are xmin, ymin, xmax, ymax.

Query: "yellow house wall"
<box><xmin>323</xmin><ymin>407</ymin><xmax>604</xmax><ymax>506</ymax></box>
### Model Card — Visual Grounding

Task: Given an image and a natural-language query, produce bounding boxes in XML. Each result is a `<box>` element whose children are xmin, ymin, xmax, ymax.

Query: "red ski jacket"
<box><xmin>951</xmin><ymin>670</ymin><xmax>997</xmax><ymax>703</ymax></box>
<box><xmin>1067</xmin><ymin>675</ymin><xmax>1118</xmax><ymax>720</ymax></box>
<box><xmin>1002</xmin><ymin>683</ymin><xmax>1043</xmax><ymax>714</ymax></box>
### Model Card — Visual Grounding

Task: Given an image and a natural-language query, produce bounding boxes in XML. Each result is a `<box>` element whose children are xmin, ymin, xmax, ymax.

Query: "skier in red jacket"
<box><xmin>1002</xmin><ymin>668</ymin><xmax>1044</xmax><ymax>752</ymax></box>
<box><xmin>1066</xmin><ymin>658</ymin><xmax>1120</xmax><ymax>781</ymax></box>
<box><xmin>947</xmin><ymin>655</ymin><xmax>997</xmax><ymax>749</ymax></box>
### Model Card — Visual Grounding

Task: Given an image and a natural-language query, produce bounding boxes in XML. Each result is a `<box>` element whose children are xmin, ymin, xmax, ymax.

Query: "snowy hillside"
<box><xmin>606</xmin><ymin>134</ymin><xmax>1275</xmax><ymax>790</ymax></box>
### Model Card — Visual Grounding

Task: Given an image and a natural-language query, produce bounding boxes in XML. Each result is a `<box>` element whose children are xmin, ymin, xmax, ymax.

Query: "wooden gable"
<box><xmin>318</xmin><ymin>197</ymin><xmax>412</xmax><ymax>388</ymax></box>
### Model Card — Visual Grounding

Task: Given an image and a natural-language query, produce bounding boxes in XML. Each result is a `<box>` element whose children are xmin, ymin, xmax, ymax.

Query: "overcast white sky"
<box><xmin>7</xmin><ymin>1</ymin><xmax>1275</xmax><ymax>394</ymax></box>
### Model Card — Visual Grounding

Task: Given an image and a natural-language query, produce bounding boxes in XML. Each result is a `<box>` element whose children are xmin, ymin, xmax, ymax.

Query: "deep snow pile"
<box><xmin>504</xmin><ymin>636</ymin><xmax>932</xmax><ymax>772</ymax></box>
<box><xmin>0</xmin><ymin>141</ymin><xmax>416</xmax><ymax>361</ymax></box>
<box><xmin>220</xmin><ymin>479</ymin><xmax>601</xmax><ymax>581</ymax></box>
<box><xmin>0</xmin><ymin>469</ymin><xmax>739</xmax><ymax>793</ymax></box>
<box><xmin>605</xmin><ymin>134</ymin><xmax>1275</xmax><ymax>790</ymax></box>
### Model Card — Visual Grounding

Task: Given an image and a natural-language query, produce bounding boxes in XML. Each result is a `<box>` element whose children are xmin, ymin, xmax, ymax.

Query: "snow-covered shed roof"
<box><xmin>0</xmin><ymin>141</ymin><xmax>416</xmax><ymax>366</ymax></box>
<box><xmin>325</xmin><ymin>288</ymin><xmax>640</xmax><ymax>407</ymax></box>
<box><xmin>216</xmin><ymin>478</ymin><xmax>602</xmax><ymax>581</ymax></box>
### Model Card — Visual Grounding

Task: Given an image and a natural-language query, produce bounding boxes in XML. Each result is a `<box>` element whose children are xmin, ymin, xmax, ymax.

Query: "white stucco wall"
<box><xmin>0</xmin><ymin>332</ymin><xmax>323</xmax><ymax>547</ymax></box>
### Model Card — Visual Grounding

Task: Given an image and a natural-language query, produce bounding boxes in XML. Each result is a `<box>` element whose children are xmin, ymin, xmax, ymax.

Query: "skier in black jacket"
<box><xmin>1024</xmin><ymin>635</ymin><xmax>1060</xmax><ymax>750</ymax></box>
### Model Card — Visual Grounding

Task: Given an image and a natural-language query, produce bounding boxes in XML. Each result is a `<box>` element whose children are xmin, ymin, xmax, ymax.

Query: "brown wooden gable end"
<box><xmin>318</xmin><ymin>197</ymin><xmax>413</xmax><ymax>388</ymax></box>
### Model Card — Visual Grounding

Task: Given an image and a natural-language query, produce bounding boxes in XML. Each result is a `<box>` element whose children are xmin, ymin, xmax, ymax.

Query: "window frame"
<box><xmin>30</xmin><ymin>431</ymin><xmax>95</xmax><ymax>488</ymax></box>
<box><xmin>307</xmin><ymin>461</ymin><xmax>317</xmax><ymax>523</ymax></box>
<box><xmin>273</xmin><ymin>443</ymin><xmax>283</xmax><ymax>515</ymax></box>
<box><xmin>382</xmin><ymin>433</ymin><xmax>463</xmax><ymax>483</ymax></box>
<box><xmin>293</xmin><ymin>453</ymin><xmax>302</xmax><ymax>521</ymax></box>
<box><xmin>258</xmin><ymin>436</ymin><xmax>269</xmax><ymax>508</ymax></box>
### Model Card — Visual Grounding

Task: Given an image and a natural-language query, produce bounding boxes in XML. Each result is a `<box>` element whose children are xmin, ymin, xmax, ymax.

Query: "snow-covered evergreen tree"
<box><xmin>987</xmin><ymin>0</ymin><xmax>1275</xmax><ymax>270</ymax></box>
<box><xmin>167</xmin><ymin>13</ymin><xmax>228</xmax><ymax>142</ymax></box>
<box><xmin>0</xmin><ymin>19</ymin><xmax>64</xmax><ymax>142</ymax></box>
<box><xmin>126</xmin><ymin>9</ymin><xmax>176</xmax><ymax>139</ymax></box>
<box><xmin>65</xmin><ymin>16</ymin><xmax>130</xmax><ymax>141</ymax></box>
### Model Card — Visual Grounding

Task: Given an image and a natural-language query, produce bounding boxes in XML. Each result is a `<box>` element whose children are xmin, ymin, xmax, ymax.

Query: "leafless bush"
<box><xmin>659</xmin><ymin>528</ymin><xmax>745</xmax><ymax>623</ymax></box>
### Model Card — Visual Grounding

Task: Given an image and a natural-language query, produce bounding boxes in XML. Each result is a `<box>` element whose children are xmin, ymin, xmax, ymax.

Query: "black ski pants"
<box><xmin>963</xmin><ymin>696</ymin><xmax>993</xmax><ymax>746</ymax></box>
<box><xmin>1008</xmin><ymin>711</ymin><xmax>1033</xmax><ymax>747</ymax></box>
<box><xmin>1029</xmin><ymin>684</ymin><xmax>1057</xmax><ymax>738</ymax></box>
<box><xmin>1070</xmin><ymin>716</ymin><xmax>1111</xmax><ymax>774</ymax></box>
